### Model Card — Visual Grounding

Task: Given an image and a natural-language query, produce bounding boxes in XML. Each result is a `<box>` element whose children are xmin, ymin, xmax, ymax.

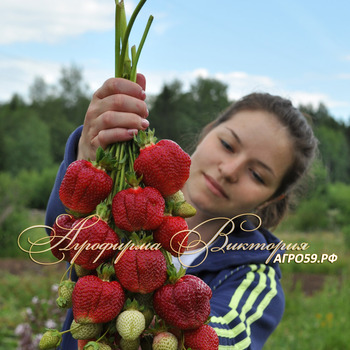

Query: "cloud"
<box><xmin>143</xmin><ymin>68</ymin><xmax>276</xmax><ymax>100</ymax></box>
<box><xmin>0</xmin><ymin>54</ymin><xmax>61</xmax><ymax>101</ymax></box>
<box><xmin>337</xmin><ymin>73</ymin><xmax>350</xmax><ymax>80</ymax></box>
<box><xmin>283</xmin><ymin>91</ymin><xmax>349</xmax><ymax>110</ymax></box>
<box><xmin>142</xmin><ymin>69</ymin><xmax>349</xmax><ymax>119</ymax></box>
<box><xmin>0</xmin><ymin>0</ymin><xmax>122</xmax><ymax>44</ymax></box>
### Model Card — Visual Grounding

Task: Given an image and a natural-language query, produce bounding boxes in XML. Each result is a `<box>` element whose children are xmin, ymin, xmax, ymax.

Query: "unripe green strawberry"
<box><xmin>166</xmin><ymin>190</ymin><xmax>185</xmax><ymax>203</ymax></box>
<box><xmin>132</xmin><ymin>293</ymin><xmax>154</xmax><ymax>328</ymax></box>
<box><xmin>142</xmin><ymin>307</ymin><xmax>154</xmax><ymax>329</ymax></box>
<box><xmin>116</xmin><ymin>309</ymin><xmax>146</xmax><ymax>340</ymax></box>
<box><xmin>166</xmin><ymin>190</ymin><xmax>196</xmax><ymax>218</ymax></box>
<box><xmin>56</xmin><ymin>280</ymin><xmax>75</xmax><ymax>309</ymax></box>
<box><xmin>39</xmin><ymin>329</ymin><xmax>62</xmax><ymax>349</ymax></box>
<box><xmin>78</xmin><ymin>339</ymin><xmax>95</xmax><ymax>350</ymax></box>
<box><xmin>84</xmin><ymin>341</ymin><xmax>112</xmax><ymax>350</ymax></box>
<box><xmin>173</xmin><ymin>201</ymin><xmax>196</xmax><ymax>218</ymax></box>
<box><xmin>152</xmin><ymin>332</ymin><xmax>178</xmax><ymax>350</ymax></box>
<box><xmin>75</xmin><ymin>264</ymin><xmax>96</xmax><ymax>277</ymax></box>
<box><xmin>70</xmin><ymin>320</ymin><xmax>102</xmax><ymax>340</ymax></box>
<box><xmin>120</xmin><ymin>337</ymin><xmax>140</xmax><ymax>350</ymax></box>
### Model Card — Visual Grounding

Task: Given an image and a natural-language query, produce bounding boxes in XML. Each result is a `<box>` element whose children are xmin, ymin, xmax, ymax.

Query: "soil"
<box><xmin>289</xmin><ymin>273</ymin><xmax>327</xmax><ymax>296</ymax></box>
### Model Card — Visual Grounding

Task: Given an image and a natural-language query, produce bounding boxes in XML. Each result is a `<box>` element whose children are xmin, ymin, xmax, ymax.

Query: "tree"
<box><xmin>149</xmin><ymin>78</ymin><xmax>231</xmax><ymax>151</ymax></box>
<box><xmin>29</xmin><ymin>77</ymin><xmax>50</xmax><ymax>106</ymax></box>
<box><xmin>315</xmin><ymin>126</ymin><xmax>349</xmax><ymax>183</ymax></box>
<box><xmin>59</xmin><ymin>64</ymin><xmax>89</xmax><ymax>108</ymax></box>
<box><xmin>1</xmin><ymin>108</ymin><xmax>53</xmax><ymax>173</ymax></box>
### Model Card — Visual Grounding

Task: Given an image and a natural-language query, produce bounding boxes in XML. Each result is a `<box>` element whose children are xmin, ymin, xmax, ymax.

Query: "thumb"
<box><xmin>136</xmin><ymin>73</ymin><xmax>146</xmax><ymax>91</ymax></box>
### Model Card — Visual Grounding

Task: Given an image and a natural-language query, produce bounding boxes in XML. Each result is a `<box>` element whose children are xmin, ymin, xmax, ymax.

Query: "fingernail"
<box><xmin>141</xmin><ymin>119</ymin><xmax>150</xmax><ymax>129</ymax></box>
<box><xmin>141</xmin><ymin>89</ymin><xmax>146</xmax><ymax>100</ymax></box>
<box><xmin>128</xmin><ymin>129</ymin><xmax>138</xmax><ymax>136</ymax></box>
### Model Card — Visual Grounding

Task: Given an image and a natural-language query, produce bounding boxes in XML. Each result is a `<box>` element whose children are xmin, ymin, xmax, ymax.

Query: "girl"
<box><xmin>46</xmin><ymin>74</ymin><xmax>317</xmax><ymax>349</ymax></box>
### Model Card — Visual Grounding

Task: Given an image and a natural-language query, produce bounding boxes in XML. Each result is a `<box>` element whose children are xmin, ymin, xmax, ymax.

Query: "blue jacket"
<box><xmin>45</xmin><ymin>126</ymin><xmax>285</xmax><ymax>350</ymax></box>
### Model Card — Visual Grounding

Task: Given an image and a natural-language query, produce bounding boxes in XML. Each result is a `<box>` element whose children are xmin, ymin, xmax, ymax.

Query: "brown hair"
<box><xmin>197</xmin><ymin>92</ymin><xmax>318</xmax><ymax>229</ymax></box>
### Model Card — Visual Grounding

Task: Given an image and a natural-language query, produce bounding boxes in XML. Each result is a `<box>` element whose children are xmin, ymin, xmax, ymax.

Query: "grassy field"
<box><xmin>265</xmin><ymin>230</ymin><xmax>350</xmax><ymax>349</ymax></box>
<box><xmin>1</xmin><ymin>229</ymin><xmax>349</xmax><ymax>349</ymax></box>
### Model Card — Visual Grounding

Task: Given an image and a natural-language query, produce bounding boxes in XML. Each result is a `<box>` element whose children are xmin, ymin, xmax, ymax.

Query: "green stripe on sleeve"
<box><xmin>211</xmin><ymin>264</ymin><xmax>279</xmax><ymax>350</ymax></box>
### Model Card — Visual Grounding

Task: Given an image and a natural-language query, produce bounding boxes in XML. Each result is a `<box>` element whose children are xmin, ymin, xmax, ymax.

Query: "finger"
<box><xmin>136</xmin><ymin>73</ymin><xmax>146</xmax><ymax>91</ymax></box>
<box><xmin>95</xmin><ymin>94</ymin><xmax>149</xmax><ymax>119</ymax></box>
<box><xmin>93</xmin><ymin>111</ymin><xmax>150</xmax><ymax>135</ymax></box>
<box><xmin>94</xmin><ymin>77</ymin><xmax>146</xmax><ymax>100</ymax></box>
<box><xmin>91</xmin><ymin>128</ymin><xmax>139</xmax><ymax>150</ymax></box>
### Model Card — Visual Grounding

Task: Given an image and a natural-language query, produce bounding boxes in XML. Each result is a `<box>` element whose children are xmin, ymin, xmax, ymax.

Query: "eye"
<box><xmin>250</xmin><ymin>169</ymin><xmax>265</xmax><ymax>185</ymax></box>
<box><xmin>220</xmin><ymin>139</ymin><xmax>234</xmax><ymax>152</ymax></box>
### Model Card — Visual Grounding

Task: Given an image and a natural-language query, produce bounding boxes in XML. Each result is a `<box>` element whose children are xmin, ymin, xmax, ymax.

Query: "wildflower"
<box><xmin>31</xmin><ymin>296</ymin><xmax>39</xmax><ymax>304</ymax></box>
<box><xmin>15</xmin><ymin>323</ymin><xmax>26</xmax><ymax>336</ymax></box>
<box><xmin>326</xmin><ymin>312</ymin><xmax>333</xmax><ymax>323</ymax></box>
<box><xmin>45</xmin><ymin>319</ymin><xmax>57</xmax><ymax>329</ymax></box>
<box><xmin>51</xmin><ymin>284</ymin><xmax>59</xmax><ymax>293</ymax></box>
<box><xmin>26</xmin><ymin>307</ymin><xmax>33</xmax><ymax>317</ymax></box>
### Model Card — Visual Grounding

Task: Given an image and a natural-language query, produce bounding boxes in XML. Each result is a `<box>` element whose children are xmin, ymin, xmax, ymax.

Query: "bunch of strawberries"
<box><xmin>38</xmin><ymin>1</ymin><xmax>219</xmax><ymax>349</ymax></box>
<box><xmin>40</xmin><ymin>128</ymin><xmax>219</xmax><ymax>350</ymax></box>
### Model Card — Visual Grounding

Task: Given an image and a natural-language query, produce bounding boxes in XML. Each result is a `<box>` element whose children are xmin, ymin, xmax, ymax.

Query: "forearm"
<box><xmin>45</xmin><ymin>126</ymin><xmax>83</xmax><ymax>229</ymax></box>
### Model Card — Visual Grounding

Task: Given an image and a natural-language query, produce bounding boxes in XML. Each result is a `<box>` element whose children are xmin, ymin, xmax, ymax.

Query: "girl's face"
<box><xmin>183</xmin><ymin>110</ymin><xmax>294</xmax><ymax>219</ymax></box>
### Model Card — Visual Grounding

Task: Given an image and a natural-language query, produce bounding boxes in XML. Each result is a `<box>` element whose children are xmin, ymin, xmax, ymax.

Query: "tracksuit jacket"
<box><xmin>45</xmin><ymin>126</ymin><xmax>285</xmax><ymax>350</ymax></box>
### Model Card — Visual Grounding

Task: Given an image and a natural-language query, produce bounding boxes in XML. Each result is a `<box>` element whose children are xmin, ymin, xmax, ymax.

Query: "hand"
<box><xmin>77</xmin><ymin>74</ymin><xmax>149</xmax><ymax>160</ymax></box>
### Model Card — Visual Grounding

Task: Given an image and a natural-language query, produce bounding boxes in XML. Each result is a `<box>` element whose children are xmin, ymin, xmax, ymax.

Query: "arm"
<box><xmin>209</xmin><ymin>264</ymin><xmax>285</xmax><ymax>350</ymax></box>
<box><xmin>45</xmin><ymin>75</ymin><xmax>149</xmax><ymax>228</ymax></box>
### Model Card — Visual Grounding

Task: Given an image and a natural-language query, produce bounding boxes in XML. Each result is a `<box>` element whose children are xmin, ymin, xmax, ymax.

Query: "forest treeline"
<box><xmin>1</xmin><ymin>65</ymin><xmax>350</xmax><ymax>256</ymax></box>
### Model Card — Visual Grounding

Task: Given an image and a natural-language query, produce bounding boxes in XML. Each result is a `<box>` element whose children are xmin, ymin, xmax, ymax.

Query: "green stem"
<box><xmin>115</xmin><ymin>1</ymin><xmax>122</xmax><ymax>77</ymax></box>
<box><xmin>118</xmin><ymin>144</ymin><xmax>127</xmax><ymax>192</ymax></box>
<box><xmin>118</xmin><ymin>0</ymin><xmax>147</xmax><ymax>78</ymax></box>
<box><xmin>130</xmin><ymin>15</ymin><xmax>154</xmax><ymax>82</ymax></box>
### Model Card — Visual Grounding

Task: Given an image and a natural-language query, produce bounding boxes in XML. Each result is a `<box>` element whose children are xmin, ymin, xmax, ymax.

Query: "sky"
<box><xmin>0</xmin><ymin>0</ymin><xmax>349</xmax><ymax>122</ymax></box>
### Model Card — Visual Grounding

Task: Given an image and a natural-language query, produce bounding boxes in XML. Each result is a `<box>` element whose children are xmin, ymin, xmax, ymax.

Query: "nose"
<box><xmin>218</xmin><ymin>156</ymin><xmax>243</xmax><ymax>183</ymax></box>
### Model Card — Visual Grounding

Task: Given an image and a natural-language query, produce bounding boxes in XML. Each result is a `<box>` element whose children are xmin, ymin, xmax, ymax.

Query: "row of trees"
<box><xmin>0</xmin><ymin>65</ymin><xmax>350</xmax><ymax>257</ymax></box>
<box><xmin>1</xmin><ymin>65</ymin><xmax>349</xmax><ymax>180</ymax></box>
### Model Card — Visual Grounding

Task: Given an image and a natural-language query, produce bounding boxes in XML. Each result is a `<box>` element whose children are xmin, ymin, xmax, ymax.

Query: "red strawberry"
<box><xmin>59</xmin><ymin>159</ymin><xmax>113</xmax><ymax>214</ymax></box>
<box><xmin>184</xmin><ymin>324</ymin><xmax>219</xmax><ymax>350</ymax></box>
<box><xmin>50</xmin><ymin>214</ymin><xmax>76</xmax><ymax>262</ymax></box>
<box><xmin>153</xmin><ymin>274</ymin><xmax>212</xmax><ymax>330</ymax></box>
<box><xmin>69</xmin><ymin>216</ymin><xmax>119</xmax><ymax>270</ymax></box>
<box><xmin>134</xmin><ymin>131</ymin><xmax>191</xmax><ymax>197</ymax></box>
<box><xmin>72</xmin><ymin>275</ymin><xmax>125</xmax><ymax>324</ymax></box>
<box><xmin>153</xmin><ymin>216</ymin><xmax>189</xmax><ymax>257</ymax></box>
<box><xmin>112</xmin><ymin>186</ymin><xmax>164</xmax><ymax>232</ymax></box>
<box><xmin>114</xmin><ymin>248</ymin><xmax>167</xmax><ymax>294</ymax></box>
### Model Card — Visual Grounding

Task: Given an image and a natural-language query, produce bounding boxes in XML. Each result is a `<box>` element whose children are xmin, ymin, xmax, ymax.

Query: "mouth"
<box><xmin>203</xmin><ymin>174</ymin><xmax>229</xmax><ymax>199</ymax></box>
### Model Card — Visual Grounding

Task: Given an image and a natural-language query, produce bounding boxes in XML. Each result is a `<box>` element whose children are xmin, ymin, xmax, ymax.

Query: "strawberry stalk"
<box><xmin>102</xmin><ymin>0</ymin><xmax>152</xmax><ymax>219</ymax></box>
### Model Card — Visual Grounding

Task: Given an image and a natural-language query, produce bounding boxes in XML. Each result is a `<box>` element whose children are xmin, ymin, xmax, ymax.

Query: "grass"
<box><xmin>264</xmin><ymin>230</ymin><xmax>350</xmax><ymax>349</ymax></box>
<box><xmin>0</xmin><ymin>263</ymin><xmax>66</xmax><ymax>348</ymax></box>
<box><xmin>1</xmin><ymin>229</ymin><xmax>349</xmax><ymax>349</ymax></box>
<box><xmin>265</xmin><ymin>271</ymin><xmax>350</xmax><ymax>349</ymax></box>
